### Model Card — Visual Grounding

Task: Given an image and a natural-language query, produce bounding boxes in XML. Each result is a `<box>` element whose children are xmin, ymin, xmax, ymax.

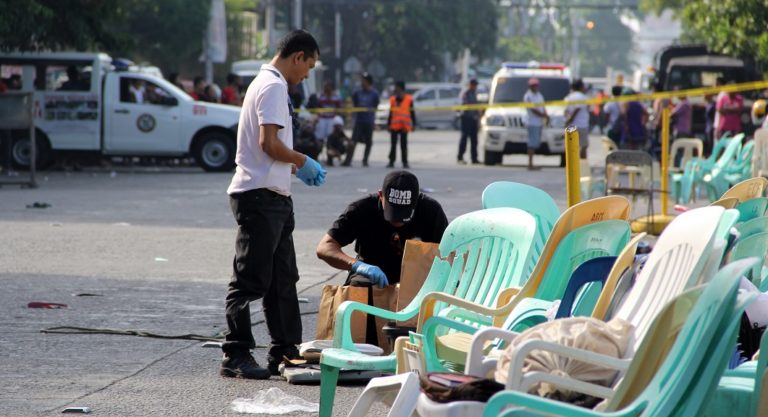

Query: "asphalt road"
<box><xmin>0</xmin><ymin>129</ymin><xmax>605</xmax><ymax>416</ymax></box>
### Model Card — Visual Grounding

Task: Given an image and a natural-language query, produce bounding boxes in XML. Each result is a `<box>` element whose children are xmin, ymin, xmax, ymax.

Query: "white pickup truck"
<box><xmin>0</xmin><ymin>52</ymin><xmax>241</xmax><ymax>171</ymax></box>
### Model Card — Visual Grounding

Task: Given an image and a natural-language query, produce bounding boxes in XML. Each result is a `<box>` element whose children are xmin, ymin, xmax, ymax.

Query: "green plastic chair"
<box><xmin>694</xmin><ymin>133</ymin><xmax>752</xmax><ymax>201</ymax></box>
<box><xmin>482</xmin><ymin>181</ymin><xmax>560</xmax><ymax>278</ymax></box>
<box><xmin>736</xmin><ymin>197</ymin><xmax>768</xmax><ymax>223</ymax></box>
<box><xmin>736</xmin><ymin>216</ymin><xmax>768</xmax><ymax>239</ymax></box>
<box><xmin>318</xmin><ymin>207</ymin><xmax>539</xmax><ymax>417</ymax></box>
<box><xmin>674</xmin><ymin>134</ymin><xmax>743</xmax><ymax>204</ymax></box>
<box><xmin>480</xmin><ymin>258</ymin><xmax>755</xmax><ymax>417</ymax></box>
<box><xmin>723</xmin><ymin>141</ymin><xmax>757</xmax><ymax>187</ymax></box>
<box><xmin>707</xmin><ymin>309</ymin><xmax>768</xmax><ymax>417</ymax></box>
<box><xmin>729</xmin><ymin>231</ymin><xmax>768</xmax><ymax>287</ymax></box>
<box><xmin>415</xmin><ymin>197</ymin><xmax>632</xmax><ymax>372</ymax></box>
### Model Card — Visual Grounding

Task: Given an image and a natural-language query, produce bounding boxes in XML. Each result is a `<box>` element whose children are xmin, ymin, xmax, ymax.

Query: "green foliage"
<box><xmin>641</xmin><ymin>0</ymin><xmax>768</xmax><ymax>73</ymax></box>
<box><xmin>0</xmin><ymin>0</ymin><xmax>119</xmax><ymax>51</ymax></box>
<box><xmin>497</xmin><ymin>36</ymin><xmax>548</xmax><ymax>62</ymax></box>
<box><xmin>107</xmin><ymin>0</ymin><xmax>211</xmax><ymax>77</ymax></box>
<box><xmin>304</xmin><ymin>0</ymin><xmax>498</xmax><ymax>81</ymax></box>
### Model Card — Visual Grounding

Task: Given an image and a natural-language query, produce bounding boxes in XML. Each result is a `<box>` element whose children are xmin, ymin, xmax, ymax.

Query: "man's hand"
<box><xmin>351</xmin><ymin>261</ymin><xmax>390</xmax><ymax>288</ymax></box>
<box><xmin>296</xmin><ymin>155</ymin><xmax>327</xmax><ymax>186</ymax></box>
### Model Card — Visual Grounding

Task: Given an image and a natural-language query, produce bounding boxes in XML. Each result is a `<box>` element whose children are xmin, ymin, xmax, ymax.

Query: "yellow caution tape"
<box><xmin>303</xmin><ymin>80</ymin><xmax>768</xmax><ymax>115</ymax></box>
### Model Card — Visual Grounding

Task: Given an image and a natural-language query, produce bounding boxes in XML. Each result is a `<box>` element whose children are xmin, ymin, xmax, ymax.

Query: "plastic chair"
<box><xmin>728</xmin><ymin>231</ymin><xmax>768</xmax><ymax>286</ymax></box>
<box><xmin>752</xmin><ymin>128</ymin><xmax>768</xmax><ymax>178</ymax></box>
<box><xmin>705</xmin><ymin>140</ymin><xmax>756</xmax><ymax>201</ymax></box>
<box><xmin>673</xmin><ymin>134</ymin><xmax>737</xmax><ymax>204</ymax></box>
<box><xmin>736</xmin><ymin>197</ymin><xmax>768</xmax><ymax>223</ymax></box>
<box><xmin>482</xmin><ymin>181</ymin><xmax>560</xmax><ymax>277</ymax></box>
<box><xmin>736</xmin><ymin>216</ymin><xmax>768</xmax><ymax>240</ymax></box>
<box><xmin>602</xmin><ymin>136</ymin><xmax>618</xmax><ymax>155</ymax></box>
<box><xmin>591</xmin><ymin>233</ymin><xmax>645</xmax><ymax>320</ymax></box>
<box><xmin>580</xmin><ymin>158</ymin><xmax>605</xmax><ymax>200</ymax></box>
<box><xmin>411</xmin><ymin>258</ymin><xmax>755</xmax><ymax>417</ymax></box>
<box><xmin>669</xmin><ymin>137</ymin><xmax>704</xmax><ymax>174</ymax></box>
<box><xmin>318</xmin><ymin>207</ymin><xmax>539</xmax><ymax>417</ymax></box>
<box><xmin>604</xmin><ymin>150</ymin><xmax>654</xmax><ymax>221</ymax></box>
<box><xmin>413</xmin><ymin>196</ymin><xmax>631</xmax><ymax>372</ymax></box>
<box><xmin>554</xmin><ymin>256</ymin><xmax>617</xmax><ymax>319</ymax></box>
<box><xmin>721</xmin><ymin>177</ymin><xmax>768</xmax><ymax>203</ymax></box>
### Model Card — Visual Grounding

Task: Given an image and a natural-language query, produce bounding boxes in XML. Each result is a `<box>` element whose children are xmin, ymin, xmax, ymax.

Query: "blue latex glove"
<box><xmin>351</xmin><ymin>261</ymin><xmax>390</xmax><ymax>288</ymax></box>
<box><xmin>296</xmin><ymin>156</ymin><xmax>326</xmax><ymax>186</ymax></box>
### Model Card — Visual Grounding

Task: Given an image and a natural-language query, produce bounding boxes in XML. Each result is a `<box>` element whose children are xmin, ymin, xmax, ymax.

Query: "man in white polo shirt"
<box><xmin>221</xmin><ymin>30</ymin><xmax>325</xmax><ymax>380</ymax></box>
<box><xmin>565</xmin><ymin>78</ymin><xmax>591</xmax><ymax>158</ymax></box>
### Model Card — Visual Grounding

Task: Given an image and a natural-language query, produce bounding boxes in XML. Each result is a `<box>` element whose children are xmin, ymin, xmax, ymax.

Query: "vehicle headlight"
<box><xmin>548</xmin><ymin>115</ymin><xmax>565</xmax><ymax>128</ymax></box>
<box><xmin>484</xmin><ymin>115</ymin><xmax>506</xmax><ymax>127</ymax></box>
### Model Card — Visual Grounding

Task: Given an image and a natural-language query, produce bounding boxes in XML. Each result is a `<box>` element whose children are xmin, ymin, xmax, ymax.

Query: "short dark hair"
<box><xmin>395</xmin><ymin>80</ymin><xmax>405</xmax><ymax>90</ymax></box>
<box><xmin>193</xmin><ymin>76</ymin><xmax>204</xmax><ymax>86</ymax></box>
<box><xmin>611</xmin><ymin>85</ymin><xmax>623</xmax><ymax>96</ymax></box>
<box><xmin>362</xmin><ymin>72</ymin><xmax>374</xmax><ymax>84</ymax></box>
<box><xmin>226</xmin><ymin>73</ymin><xmax>238</xmax><ymax>84</ymax></box>
<box><xmin>277</xmin><ymin>29</ymin><xmax>320</xmax><ymax>60</ymax></box>
<box><xmin>571</xmin><ymin>79</ymin><xmax>584</xmax><ymax>91</ymax></box>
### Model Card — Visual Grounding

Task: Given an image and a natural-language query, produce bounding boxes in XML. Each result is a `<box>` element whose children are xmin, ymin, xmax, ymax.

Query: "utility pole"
<box><xmin>334</xmin><ymin>6</ymin><xmax>341</xmax><ymax>86</ymax></box>
<box><xmin>265</xmin><ymin>0</ymin><xmax>276</xmax><ymax>54</ymax></box>
<box><xmin>292</xmin><ymin>0</ymin><xmax>302</xmax><ymax>29</ymax></box>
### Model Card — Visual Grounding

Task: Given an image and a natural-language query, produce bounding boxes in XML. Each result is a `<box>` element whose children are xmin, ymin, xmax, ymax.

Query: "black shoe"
<box><xmin>362</xmin><ymin>161</ymin><xmax>369</xmax><ymax>167</ymax></box>
<box><xmin>220</xmin><ymin>353</ymin><xmax>271</xmax><ymax>380</ymax></box>
<box><xmin>267</xmin><ymin>346</ymin><xmax>301</xmax><ymax>376</ymax></box>
<box><xmin>386</xmin><ymin>162</ymin><xmax>394</xmax><ymax>168</ymax></box>
<box><xmin>471</xmin><ymin>160</ymin><xmax>481</xmax><ymax>165</ymax></box>
<box><xmin>340</xmin><ymin>162</ymin><xmax>351</xmax><ymax>167</ymax></box>
<box><xmin>403</xmin><ymin>163</ymin><xmax>410</xmax><ymax>169</ymax></box>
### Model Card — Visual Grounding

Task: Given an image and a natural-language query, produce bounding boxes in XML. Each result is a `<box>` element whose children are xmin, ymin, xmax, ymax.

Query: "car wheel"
<box><xmin>10</xmin><ymin>133</ymin><xmax>53</xmax><ymax>170</ymax></box>
<box><xmin>484</xmin><ymin>150</ymin><xmax>502</xmax><ymax>166</ymax></box>
<box><xmin>194</xmin><ymin>132</ymin><xmax>235</xmax><ymax>172</ymax></box>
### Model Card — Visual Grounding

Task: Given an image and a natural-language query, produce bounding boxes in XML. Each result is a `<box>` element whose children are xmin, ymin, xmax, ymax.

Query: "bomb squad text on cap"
<box><xmin>381</xmin><ymin>171</ymin><xmax>419</xmax><ymax>223</ymax></box>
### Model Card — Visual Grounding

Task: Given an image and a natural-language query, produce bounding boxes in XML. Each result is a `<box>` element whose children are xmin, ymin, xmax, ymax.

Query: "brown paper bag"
<box><xmin>315</xmin><ymin>284</ymin><xmax>399</xmax><ymax>353</ymax></box>
<box><xmin>315</xmin><ymin>285</ymin><xmax>368</xmax><ymax>342</ymax></box>
<box><xmin>396</xmin><ymin>240</ymin><xmax>442</xmax><ymax>328</ymax></box>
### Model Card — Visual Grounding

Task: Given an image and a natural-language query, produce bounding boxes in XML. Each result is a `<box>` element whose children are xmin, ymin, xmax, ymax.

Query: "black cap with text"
<box><xmin>381</xmin><ymin>171</ymin><xmax>419</xmax><ymax>223</ymax></box>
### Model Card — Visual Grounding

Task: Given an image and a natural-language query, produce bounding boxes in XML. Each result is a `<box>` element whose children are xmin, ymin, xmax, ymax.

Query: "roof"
<box><xmin>668</xmin><ymin>55</ymin><xmax>745</xmax><ymax>68</ymax></box>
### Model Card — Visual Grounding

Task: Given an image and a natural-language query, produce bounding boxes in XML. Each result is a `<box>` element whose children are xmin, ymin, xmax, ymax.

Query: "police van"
<box><xmin>481</xmin><ymin>62</ymin><xmax>571</xmax><ymax>166</ymax></box>
<box><xmin>0</xmin><ymin>52</ymin><xmax>241</xmax><ymax>171</ymax></box>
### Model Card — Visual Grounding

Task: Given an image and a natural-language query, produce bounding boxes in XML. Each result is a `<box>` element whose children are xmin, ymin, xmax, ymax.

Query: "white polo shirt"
<box><xmin>227</xmin><ymin>64</ymin><xmax>293</xmax><ymax>196</ymax></box>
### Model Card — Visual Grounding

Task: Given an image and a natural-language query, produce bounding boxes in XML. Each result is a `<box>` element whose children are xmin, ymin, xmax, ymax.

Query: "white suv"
<box><xmin>481</xmin><ymin>62</ymin><xmax>571</xmax><ymax>166</ymax></box>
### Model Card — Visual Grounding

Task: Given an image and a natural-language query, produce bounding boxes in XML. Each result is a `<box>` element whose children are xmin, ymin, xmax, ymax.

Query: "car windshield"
<box><xmin>491</xmin><ymin>77</ymin><xmax>570</xmax><ymax>103</ymax></box>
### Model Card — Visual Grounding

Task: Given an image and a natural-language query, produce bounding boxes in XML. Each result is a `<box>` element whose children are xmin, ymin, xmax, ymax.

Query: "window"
<box><xmin>439</xmin><ymin>87</ymin><xmax>461</xmax><ymax>99</ymax></box>
<box><xmin>417</xmin><ymin>89</ymin><xmax>436</xmax><ymax>101</ymax></box>
<box><xmin>120</xmin><ymin>77</ymin><xmax>174</xmax><ymax>105</ymax></box>
<box><xmin>492</xmin><ymin>77</ymin><xmax>570</xmax><ymax>103</ymax></box>
<box><xmin>51</xmin><ymin>65</ymin><xmax>90</xmax><ymax>91</ymax></box>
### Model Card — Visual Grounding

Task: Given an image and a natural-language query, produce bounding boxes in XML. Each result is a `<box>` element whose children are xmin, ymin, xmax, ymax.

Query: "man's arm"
<box><xmin>316</xmin><ymin>233</ymin><xmax>356</xmax><ymax>271</ymax></box>
<box><xmin>259</xmin><ymin>124</ymin><xmax>306</xmax><ymax>167</ymax></box>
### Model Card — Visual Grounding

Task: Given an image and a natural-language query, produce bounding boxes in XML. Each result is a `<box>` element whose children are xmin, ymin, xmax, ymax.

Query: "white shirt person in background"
<box><xmin>565</xmin><ymin>78</ymin><xmax>590</xmax><ymax>158</ymax></box>
<box><xmin>523</xmin><ymin>77</ymin><xmax>547</xmax><ymax>170</ymax></box>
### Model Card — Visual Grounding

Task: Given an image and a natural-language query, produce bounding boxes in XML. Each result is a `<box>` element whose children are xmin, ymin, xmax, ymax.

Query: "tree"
<box><xmin>0</xmin><ymin>0</ymin><xmax>120</xmax><ymax>52</ymax></box>
<box><xmin>641</xmin><ymin>0</ymin><xmax>768</xmax><ymax>72</ymax></box>
<box><xmin>303</xmin><ymin>0</ymin><xmax>498</xmax><ymax>82</ymax></box>
<box><xmin>106</xmin><ymin>0</ymin><xmax>211</xmax><ymax>78</ymax></box>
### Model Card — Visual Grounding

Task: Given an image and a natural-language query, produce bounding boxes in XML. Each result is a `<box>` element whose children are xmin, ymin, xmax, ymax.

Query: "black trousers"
<box><xmin>389</xmin><ymin>130</ymin><xmax>408</xmax><ymax>164</ymax></box>
<box><xmin>344</xmin><ymin>122</ymin><xmax>374</xmax><ymax>165</ymax></box>
<box><xmin>458</xmin><ymin>116</ymin><xmax>479</xmax><ymax>162</ymax></box>
<box><xmin>224</xmin><ymin>189</ymin><xmax>301</xmax><ymax>357</ymax></box>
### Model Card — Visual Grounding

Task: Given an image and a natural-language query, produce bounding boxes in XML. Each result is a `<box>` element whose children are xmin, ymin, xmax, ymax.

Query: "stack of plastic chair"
<box><xmin>704</xmin><ymin>139</ymin><xmax>755</xmax><ymax>201</ymax></box>
<box><xmin>669</xmin><ymin>138</ymin><xmax>704</xmax><ymax>175</ymax></box>
<box><xmin>414</xmin><ymin>196</ymin><xmax>632</xmax><ymax>374</ymax></box>
<box><xmin>318</xmin><ymin>205</ymin><xmax>542</xmax><ymax>417</ymax></box>
<box><xmin>672</xmin><ymin>134</ymin><xmax>732</xmax><ymax>204</ymax></box>
<box><xmin>480</xmin><ymin>259</ymin><xmax>756</xmax><ymax>417</ymax></box>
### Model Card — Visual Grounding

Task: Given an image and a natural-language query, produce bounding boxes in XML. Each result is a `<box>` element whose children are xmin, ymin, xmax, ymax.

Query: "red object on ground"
<box><xmin>27</xmin><ymin>302</ymin><xmax>68</xmax><ymax>309</ymax></box>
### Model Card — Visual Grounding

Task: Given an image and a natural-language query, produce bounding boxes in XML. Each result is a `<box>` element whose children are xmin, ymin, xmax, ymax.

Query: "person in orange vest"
<box><xmin>387</xmin><ymin>80</ymin><xmax>416</xmax><ymax>168</ymax></box>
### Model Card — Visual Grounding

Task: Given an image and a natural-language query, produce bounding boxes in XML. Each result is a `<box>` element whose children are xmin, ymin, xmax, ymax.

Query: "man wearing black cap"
<box><xmin>457</xmin><ymin>79</ymin><xmax>481</xmax><ymax>164</ymax></box>
<box><xmin>342</xmin><ymin>72</ymin><xmax>380</xmax><ymax>167</ymax></box>
<box><xmin>316</xmin><ymin>171</ymin><xmax>448</xmax><ymax>289</ymax></box>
